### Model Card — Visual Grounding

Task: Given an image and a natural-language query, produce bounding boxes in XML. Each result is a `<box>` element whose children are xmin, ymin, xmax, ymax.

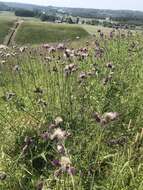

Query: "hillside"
<box><xmin>1</xmin><ymin>1</ymin><xmax>143</xmax><ymax>21</ymax></box>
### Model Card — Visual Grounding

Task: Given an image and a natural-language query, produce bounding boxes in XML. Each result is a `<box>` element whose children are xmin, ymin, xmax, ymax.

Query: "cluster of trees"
<box><xmin>85</xmin><ymin>19</ymin><xmax>100</xmax><ymax>25</ymax></box>
<box><xmin>40</xmin><ymin>14</ymin><xmax>80</xmax><ymax>24</ymax></box>
<box><xmin>15</xmin><ymin>9</ymin><xmax>36</xmax><ymax>17</ymax></box>
<box><xmin>40</xmin><ymin>14</ymin><xmax>58</xmax><ymax>22</ymax></box>
<box><xmin>11</xmin><ymin>7</ymin><xmax>143</xmax><ymax>28</ymax></box>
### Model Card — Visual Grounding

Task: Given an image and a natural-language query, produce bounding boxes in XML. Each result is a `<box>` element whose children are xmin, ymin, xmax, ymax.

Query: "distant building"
<box><xmin>105</xmin><ymin>17</ymin><xmax>111</xmax><ymax>21</ymax></box>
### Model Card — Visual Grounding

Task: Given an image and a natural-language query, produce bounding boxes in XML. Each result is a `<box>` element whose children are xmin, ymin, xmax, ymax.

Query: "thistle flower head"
<box><xmin>55</xmin><ymin>116</ymin><xmax>63</xmax><ymax>126</ymax></box>
<box><xmin>52</xmin><ymin>159</ymin><xmax>61</xmax><ymax>167</ymax></box>
<box><xmin>60</xmin><ymin>156</ymin><xmax>71</xmax><ymax>169</ymax></box>
<box><xmin>103</xmin><ymin>112</ymin><xmax>119</xmax><ymax>122</ymax></box>
<box><xmin>41</xmin><ymin>132</ymin><xmax>49</xmax><ymax>141</ymax></box>
<box><xmin>50</xmin><ymin>128</ymin><xmax>67</xmax><ymax>141</ymax></box>
<box><xmin>0</xmin><ymin>173</ymin><xmax>7</xmax><ymax>181</ymax></box>
<box><xmin>57</xmin><ymin>144</ymin><xmax>65</xmax><ymax>154</ymax></box>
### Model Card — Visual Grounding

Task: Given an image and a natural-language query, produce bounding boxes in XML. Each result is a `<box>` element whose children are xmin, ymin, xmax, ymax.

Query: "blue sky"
<box><xmin>1</xmin><ymin>0</ymin><xmax>143</xmax><ymax>11</ymax></box>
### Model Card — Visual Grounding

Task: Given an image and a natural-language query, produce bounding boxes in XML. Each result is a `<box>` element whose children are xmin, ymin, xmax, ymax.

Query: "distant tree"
<box><xmin>67</xmin><ymin>17</ymin><xmax>74</xmax><ymax>24</ymax></box>
<box><xmin>102</xmin><ymin>21</ymin><xmax>112</xmax><ymax>28</ymax></box>
<box><xmin>82</xmin><ymin>20</ymin><xmax>85</xmax><ymax>24</ymax></box>
<box><xmin>91</xmin><ymin>19</ymin><xmax>99</xmax><ymax>25</ymax></box>
<box><xmin>15</xmin><ymin>9</ymin><xmax>35</xmax><ymax>17</ymax></box>
<box><xmin>40</xmin><ymin>14</ymin><xmax>47</xmax><ymax>21</ymax></box>
<box><xmin>40</xmin><ymin>14</ymin><xmax>57</xmax><ymax>22</ymax></box>
<box><xmin>76</xmin><ymin>17</ymin><xmax>80</xmax><ymax>24</ymax></box>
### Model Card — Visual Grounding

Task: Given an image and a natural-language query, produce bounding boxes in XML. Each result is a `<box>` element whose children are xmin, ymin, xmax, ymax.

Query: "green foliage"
<box><xmin>40</xmin><ymin>13</ymin><xmax>58</xmax><ymax>22</ymax></box>
<box><xmin>15</xmin><ymin>9</ymin><xmax>36</xmax><ymax>17</ymax></box>
<box><xmin>0</xmin><ymin>29</ymin><xmax>143</xmax><ymax>190</ymax></box>
<box><xmin>0</xmin><ymin>19</ymin><xmax>15</xmax><ymax>43</ymax></box>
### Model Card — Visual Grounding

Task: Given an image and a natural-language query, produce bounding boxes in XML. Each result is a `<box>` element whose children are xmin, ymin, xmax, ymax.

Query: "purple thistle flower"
<box><xmin>66</xmin><ymin>166</ymin><xmax>76</xmax><ymax>175</ymax></box>
<box><xmin>41</xmin><ymin>132</ymin><xmax>49</xmax><ymax>141</ymax></box>
<box><xmin>52</xmin><ymin>159</ymin><xmax>61</xmax><ymax>167</ymax></box>
<box><xmin>24</xmin><ymin>137</ymin><xmax>33</xmax><ymax>146</ymax></box>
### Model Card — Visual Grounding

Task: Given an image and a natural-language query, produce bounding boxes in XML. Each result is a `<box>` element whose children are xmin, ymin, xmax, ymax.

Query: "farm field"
<box><xmin>0</xmin><ymin>12</ymin><xmax>16</xmax><ymax>44</ymax></box>
<box><xmin>0</xmin><ymin>28</ymin><xmax>143</xmax><ymax>190</ymax></box>
<box><xmin>82</xmin><ymin>24</ymin><xmax>113</xmax><ymax>34</ymax></box>
<box><xmin>14</xmin><ymin>21</ymin><xmax>89</xmax><ymax>45</ymax></box>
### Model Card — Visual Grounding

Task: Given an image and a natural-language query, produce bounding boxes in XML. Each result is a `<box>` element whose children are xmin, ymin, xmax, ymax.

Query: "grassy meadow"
<box><xmin>15</xmin><ymin>22</ymin><xmax>89</xmax><ymax>45</ymax></box>
<box><xmin>0</xmin><ymin>12</ymin><xmax>16</xmax><ymax>43</ymax></box>
<box><xmin>0</xmin><ymin>27</ymin><xmax>143</xmax><ymax>190</ymax></box>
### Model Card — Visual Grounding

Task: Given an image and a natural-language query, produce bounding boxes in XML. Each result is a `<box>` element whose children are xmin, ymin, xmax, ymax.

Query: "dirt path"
<box><xmin>4</xmin><ymin>20</ymin><xmax>23</xmax><ymax>46</ymax></box>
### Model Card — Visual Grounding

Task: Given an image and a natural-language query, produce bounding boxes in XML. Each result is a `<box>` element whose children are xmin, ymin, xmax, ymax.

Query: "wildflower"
<box><xmin>0</xmin><ymin>173</ymin><xmax>7</xmax><ymax>181</ymax></box>
<box><xmin>103</xmin><ymin>112</ymin><xmax>119</xmax><ymax>123</ymax></box>
<box><xmin>79</xmin><ymin>72</ymin><xmax>87</xmax><ymax>80</ymax></box>
<box><xmin>41</xmin><ymin>132</ymin><xmax>49</xmax><ymax>141</ymax></box>
<box><xmin>66</xmin><ymin>166</ymin><xmax>76</xmax><ymax>175</ymax></box>
<box><xmin>54</xmin><ymin>168</ymin><xmax>62</xmax><ymax>178</ymax></box>
<box><xmin>42</xmin><ymin>43</ymin><xmax>50</xmax><ymax>49</ymax></box>
<box><xmin>6</xmin><ymin>53</ymin><xmax>10</xmax><ymax>58</ymax></box>
<box><xmin>64</xmin><ymin>49</ymin><xmax>71</xmax><ymax>58</ymax></box>
<box><xmin>53</xmin><ymin>156</ymin><xmax>76</xmax><ymax>178</ymax></box>
<box><xmin>55</xmin><ymin>116</ymin><xmax>63</xmax><ymax>126</ymax></box>
<box><xmin>106</xmin><ymin>62</ymin><xmax>114</xmax><ymax>69</ymax></box>
<box><xmin>13</xmin><ymin>65</ymin><xmax>20</xmax><ymax>72</ymax></box>
<box><xmin>0</xmin><ymin>45</ymin><xmax>8</xmax><ymax>50</ymax></box>
<box><xmin>92</xmin><ymin>112</ymin><xmax>101</xmax><ymax>123</ymax></box>
<box><xmin>57</xmin><ymin>43</ymin><xmax>65</xmax><ymax>50</ymax></box>
<box><xmin>24</xmin><ymin>136</ymin><xmax>33</xmax><ymax>146</ymax></box>
<box><xmin>60</xmin><ymin>156</ymin><xmax>71</xmax><ymax>169</ymax></box>
<box><xmin>57</xmin><ymin>144</ymin><xmax>65</xmax><ymax>154</ymax></box>
<box><xmin>109</xmin><ymin>31</ymin><xmax>114</xmax><ymax>38</ymax></box>
<box><xmin>48</xmin><ymin>123</ymin><xmax>57</xmax><ymax>130</ymax></box>
<box><xmin>52</xmin><ymin>159</ymin><xmax>61</xmax><ymax>167</ymax></box>
<box><xmin>50</xmin><ymin>128</ymin><xmax>67</xmax><ymax>141</ymax></box>
<box><xmin>49</xmin><ymin>47</ymin><xmax>56</xmax><ymax>53</ymax></box>
<box><xmin>80</xmin><ymin>53</ymin><xmax>88</xmax><ymax>59</ymax></box>
<box><xmin>64</xmin><ymin>64</ymin><xmax>76</xmax><ymax>76</ymax></box>
<box><xmin>93</xmin><ymin>112</ymin><xmax>119</xmax><ymax>126</ymax></box>
<box><xmin>19</xmin><ymin>47</ymin><xmax>26</xmax><ymax>53</ymax></box>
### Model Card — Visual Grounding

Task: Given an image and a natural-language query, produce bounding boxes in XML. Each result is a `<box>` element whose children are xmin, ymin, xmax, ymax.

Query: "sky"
<box><xmin>1</xmin><ymin>0</ymin><xmax>143</xmax><ymax>11</ymax></box>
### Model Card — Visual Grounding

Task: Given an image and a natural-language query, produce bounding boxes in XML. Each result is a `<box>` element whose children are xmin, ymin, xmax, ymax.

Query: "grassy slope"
<box><xmin>14</xmin><ymin>21</ymin><xmax>89</xmax><ymax>44</ymax></box>
<box><xmin>82</xmin><ymin>24</ymin><xmax>113</xmax><ymax>34</ymax></box>
<box><xmin>0</xmin><ymin>12</ymin><xmax>16</xmax><ymax>44</ymax></box>
<box><xmin>0</xmin><ymin>31</ymin><xmax>143</xmax><ymax>189</ymax></box>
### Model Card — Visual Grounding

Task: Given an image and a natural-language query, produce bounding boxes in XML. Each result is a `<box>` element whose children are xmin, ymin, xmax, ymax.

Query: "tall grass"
<box><xmin>15</xmin><ymin>22</ymin><xmax>89</xmax><ymax>45</ymax></box>
<box><xmin>0</xmin><ymin>30</ymin><xmax>143</xmax><ymax>190</ymax></box>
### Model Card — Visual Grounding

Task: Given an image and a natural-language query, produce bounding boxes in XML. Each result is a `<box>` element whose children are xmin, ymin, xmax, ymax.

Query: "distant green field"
<box><xmin>15</xmin><ymin>21</ymin><xmax>89</xmax><ymax>44</ymax></box>
<box><xmin>82</xmin><ymin>24</ymin><xmax>113</xmax><ymax>34</ymax></box>
<box><xmin>0</xmin><ymin>11</ymin><xmax>16</xmax><ymax>44</ymax></box>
